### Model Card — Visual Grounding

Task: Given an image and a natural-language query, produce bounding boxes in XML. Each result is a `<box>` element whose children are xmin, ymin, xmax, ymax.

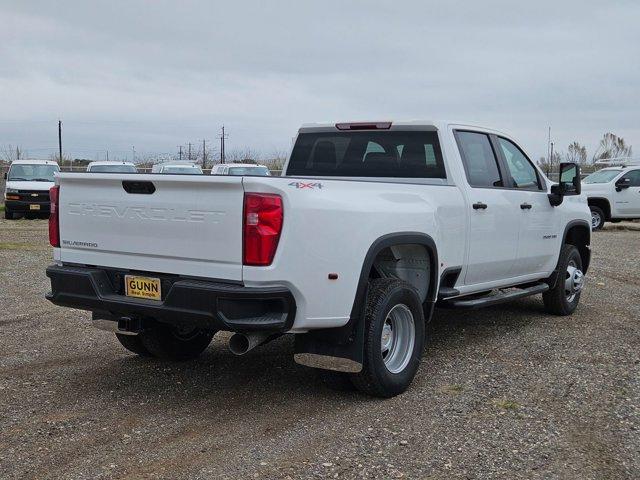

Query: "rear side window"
<box><xmin>286</xmin><ymin>131</ymin><xmax>446</xmax><ymax>179</ymax></box>
<box><xmin>455</xmin><ymin>131</ymin><xmax>503</xmax><ymax>188</ymax></box>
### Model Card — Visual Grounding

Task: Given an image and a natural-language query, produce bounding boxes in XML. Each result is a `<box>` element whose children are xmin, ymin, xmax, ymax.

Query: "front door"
<box><xmin>495</xmin><ymin>136</ymin><xmax>561</xmax><ymax>276</ymax></box>
<box><xmin>614</xmin><ymin>169</ymin><xmax>640</xmax><ymax>216</ymax></box>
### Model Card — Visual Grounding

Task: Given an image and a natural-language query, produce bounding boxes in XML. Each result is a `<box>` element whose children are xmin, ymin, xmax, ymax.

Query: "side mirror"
<box><xmin>615</xmin><ymin>177</ymin><xmax>631</xmax><ymax>191</ymax></box>
<box><xmin>549</xmin><ymin>162</ymin><xmax>581</xmax><ymax>206</ymax></box>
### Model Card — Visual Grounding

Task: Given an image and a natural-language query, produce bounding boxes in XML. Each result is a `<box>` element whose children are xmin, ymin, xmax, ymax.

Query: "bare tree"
<box><xmin>264</xmin><ymin>148</ymin><xmax>288</xmax><ymax>171</ymax></box>
<box><xmin>538</xmin><ymin>151</ymin><xmax>562</xmax><ymax>176</ymax></box>
<box><xmin>225</xmin><ymin>147</ymin><xmax>261</xmax><ymax>164</ymax></box>
<box><xmin>593</xmin><ymin>132</ymin><xmax>633</xmax><ymax>161</ymax></box>
<box><xmin>565</xmin><ymin>141</ymin><xmax>588</xmax><ymax>165</ymax></box>
<box><xmin>1</xmin><ymin>145</ymin><xmax>25</xmax><ymax>162</ymax></box>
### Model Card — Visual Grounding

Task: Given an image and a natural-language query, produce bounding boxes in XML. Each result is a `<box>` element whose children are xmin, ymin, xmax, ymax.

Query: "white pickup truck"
<box><xmin>582</xmin><ymin>162</ymin><xmax>640</xmax><ymax>229</ymax></box>
<box><xmin>46</xmin><ymin>121</ymin><xmax>591</xmax><ymax>397</ymax></box>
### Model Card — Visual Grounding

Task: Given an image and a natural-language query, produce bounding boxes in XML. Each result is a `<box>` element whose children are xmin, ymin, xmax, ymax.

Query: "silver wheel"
<box><xmin>591</xmin><ymin>211</ymin><xmax>602</xmax><ymax>229</ymax></box>
<box><xmin>381</xmin><ymin>304</ymin><xmax>415</xmax><ymax>374</ymax></box>
<box><xmin>565</xmin><ymin>260</ymin><xmax>584</xmax><ymax>303</ymax></box>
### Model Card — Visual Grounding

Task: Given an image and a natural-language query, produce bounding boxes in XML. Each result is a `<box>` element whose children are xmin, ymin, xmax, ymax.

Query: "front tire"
<box><xmin>543</xmin><ymin>244</ymin><xmax>584</xmax><ymax>316</ymax></box>
<box><xmin>4</xmin><ymin>209</ymin><xmax>15</xmax><ymax>220</ymax></box>
<box><xmin>590</xmin><ymin>206</ymin><xmax>605</xmax><ymax>230</ymax></box>
<box><xmin>139</xmin><ymin>323</ymin><xmax>215</xmax><ymax>360</ymax></box>
<box><xmin>350</xmin><ymin>278</ymin><xmax>425</xmax><ymax>398</ymax></box>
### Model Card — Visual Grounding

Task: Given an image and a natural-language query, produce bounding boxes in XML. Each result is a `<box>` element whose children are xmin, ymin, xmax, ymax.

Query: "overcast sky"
<box><xmin>1</xmin><ymin>0</ymin><xmax>638</xmax><ymax>162</ymax></box>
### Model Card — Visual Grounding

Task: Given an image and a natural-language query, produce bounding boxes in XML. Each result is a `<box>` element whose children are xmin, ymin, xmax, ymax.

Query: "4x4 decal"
<box><xmin>288</xmin><ymin>182</ymin><xmax>323</xmax><ymax>189</ymax></box>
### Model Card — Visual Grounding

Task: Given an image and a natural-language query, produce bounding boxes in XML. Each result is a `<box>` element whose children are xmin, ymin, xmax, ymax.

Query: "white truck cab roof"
<box><xmin>10</xmin><ymin>159</ymin><xmax>59</xmax><ymax>166</ymax></box>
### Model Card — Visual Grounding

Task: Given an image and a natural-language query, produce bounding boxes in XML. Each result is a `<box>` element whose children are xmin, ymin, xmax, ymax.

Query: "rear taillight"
<box><xmin>49</xmin><ymin>186</ymin><xmax>60</xmax><ymax>247</ymax></box>
<box><xmin>243</xmin><ymin>193</ymin><xmax>283</xmax><ymax>266</ymax></box>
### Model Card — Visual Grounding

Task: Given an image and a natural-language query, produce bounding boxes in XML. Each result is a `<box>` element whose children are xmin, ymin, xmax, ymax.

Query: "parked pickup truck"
<box><xmin>46</xmin><ymin>121</ymin><xmax>591</xmax><ymax>397</ymax></box>
<box><xmin>582</xmin><ymin>162</ymin><xmax>640</xmax><ymax>229</ymax></box>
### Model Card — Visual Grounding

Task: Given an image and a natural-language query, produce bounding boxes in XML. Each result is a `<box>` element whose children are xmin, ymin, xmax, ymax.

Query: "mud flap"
<box><xmin>294</xmin><ymin>316</ymin><xmax>365</xmax><ymax>373</ymax></box>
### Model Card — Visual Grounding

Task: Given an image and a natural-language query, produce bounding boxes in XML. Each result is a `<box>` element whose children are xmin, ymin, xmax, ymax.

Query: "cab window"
<box><xmin>498</xmin><ymin>137</ymin><xmax>542</xmax><ymax>190</ymax></box>
<box><xmin>621</xmin><ymin>169</ymin><xmax>640</xmax><ymax>186</ymax></box>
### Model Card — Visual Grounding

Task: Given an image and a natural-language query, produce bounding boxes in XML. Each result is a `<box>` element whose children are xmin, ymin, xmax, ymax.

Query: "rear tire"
<box><xmin>543</xmin><ymin>245</ymin><xmax>584</xmax><ymax>316</ymax></box>
<box><xmin>350</xmin><ymin>278</ymin><xmax>425</xmax><ymax>398</ymax></box>
<box><xmin>590</xmin><ymin>206</ymin><xmax>605</xmax><ymax>230</ymax></box>
<box><xmin>116</xmin><ymin>333</ymin><xmax>152</xmax><ymax>357</ymax></box>
<box><xmin>139</xmin><ymin>323</ymin><xmax>215</xmax><ymax>360</ymax></box>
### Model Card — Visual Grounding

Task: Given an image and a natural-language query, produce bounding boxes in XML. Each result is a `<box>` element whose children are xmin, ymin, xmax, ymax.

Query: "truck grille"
<box><xmin>17</xmin><ymin>190</ymin><xmax>50</xmax><ymax>202</ymax></box>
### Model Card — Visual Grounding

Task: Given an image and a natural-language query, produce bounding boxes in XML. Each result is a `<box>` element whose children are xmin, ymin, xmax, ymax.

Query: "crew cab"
<box><xmin>582</xmin><ymin>161</ymin><xmax>640</xmax><ymax>229</ymax></box>
<box><xmin>45</xmin><ymin>121</ymin><xmax>591</xmax><ymax>397</ymax></box>
<box><xmin>4</xmin><ymin>159</ymin><xmax>59</xmax><ymax>219</ymax></box>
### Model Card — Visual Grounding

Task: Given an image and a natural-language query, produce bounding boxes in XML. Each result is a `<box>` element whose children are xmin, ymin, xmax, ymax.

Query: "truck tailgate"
<box><xmin>56</xmin><ymin>173</ymin><xmax>244</xmax><ymax>280</ymax></box>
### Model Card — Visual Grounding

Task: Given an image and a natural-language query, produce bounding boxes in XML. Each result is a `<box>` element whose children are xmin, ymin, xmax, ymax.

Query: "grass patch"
<box><xmin>494</xmin><ymin>399</ymin><xmax>520</xmax><ymax>410</ymax></box>
<box><xmin>0</xmin><ymin>242</ymin><xmax>44</xmax><ymax>251</ymax></box>
<box><xmin>441</xmin><ymin>384</ymin><xmax>464</xmax><ymax>395</ymax></box>
<box><xmin>0</xmin><ymin>204</ymin><xmax>4</xmax><ymax>212</ymax></box>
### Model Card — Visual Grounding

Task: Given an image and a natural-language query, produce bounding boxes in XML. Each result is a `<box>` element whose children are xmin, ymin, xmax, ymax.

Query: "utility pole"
<box><xmin>106</xmin><ymin>150</ymin><xmax>109</xmax><ymax>161</ymax></box>
<box><xmin>132</xmin><ymin>146</ymin><xmax>136</xmax><ymax>163</ymax></box>
<box><xmin>549</xmin><ymin>142</ymin><xmax>555</xmax><ymax>177</ymax></box>
<box><xmin>58</xmin><ymin>120</ymin><xmax>63</xmax><ymax>163</ymax></box>
<box><xmin>188</xmin><ymin>143</ymin><xmax>192</xmax><ymax>162</ymax></box>
<box><xmin>178</xmin><ymin>145</ymin><xmax>183</xmax><ymax>161</ymax></box>
<box><xmin>219</xmin><ymin>125</ymin><xmax>228</xmax><ymax>164</ymax></box>
<box><xmin>202</xmin><ymin>139</ymin><xmax>207</xmax><ymax>168</ymax></box>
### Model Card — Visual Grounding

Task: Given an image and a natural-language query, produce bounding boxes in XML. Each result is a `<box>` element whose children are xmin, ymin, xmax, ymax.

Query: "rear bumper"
<box><xmin>5</xmin><ymin>199</ymin><xmax>51</xmax><ymax>213</ymax></box>
<box><xmin>45</xmin><ymin>264</ymin><xmax>296</xmax><ymax>332</ymax></box>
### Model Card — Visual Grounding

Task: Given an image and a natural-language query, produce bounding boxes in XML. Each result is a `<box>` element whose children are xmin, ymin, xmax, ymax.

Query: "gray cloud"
<box><xmin>1</xmin><ymin>0</ymin><xmax>638</xmax><ymax>161</ymax></box>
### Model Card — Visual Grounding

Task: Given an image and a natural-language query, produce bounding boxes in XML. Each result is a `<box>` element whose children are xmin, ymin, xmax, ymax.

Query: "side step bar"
<box><xmin>442</xmin><ymin>283</ymin><xmax>549</xmax><ymax>309</ymax></box>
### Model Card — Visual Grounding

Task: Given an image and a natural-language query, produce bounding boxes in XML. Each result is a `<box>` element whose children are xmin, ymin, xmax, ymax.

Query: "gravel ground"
<box><xmin>0</xmin><ymin>218</ymin><xmax>638</xmax><ymax>479</ymax></box>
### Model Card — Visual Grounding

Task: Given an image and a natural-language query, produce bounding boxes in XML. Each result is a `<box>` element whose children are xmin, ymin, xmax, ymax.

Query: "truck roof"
<box><xmin>87</xmin><ymin>161</ymin><xmax>135</xmax><ymax>167</ymax></box>
<box><xmin>298</xmin><ymin>120</ymin><xmax>511</xmax><ymax>137</ymax></box>
<box><xmin>10</xmin><ymin>159</ymin><xmax>59</xmax><ymax>166</ymax></box>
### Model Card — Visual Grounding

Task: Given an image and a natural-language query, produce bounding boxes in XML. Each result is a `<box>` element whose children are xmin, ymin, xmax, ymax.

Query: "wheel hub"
<box><xmin>591</xmin><ymin>211</ymin><xmax>601</xmax><ymax>229</ymax></box>
<box><xmin>380</xmin><ymin>304</ymin><xmax>416</xmax><ymax>374</ymax></box>
<box><xmin>565</xmin><ymin>261</ymin><xmax>584</xmax><ymax>302</ymax></box>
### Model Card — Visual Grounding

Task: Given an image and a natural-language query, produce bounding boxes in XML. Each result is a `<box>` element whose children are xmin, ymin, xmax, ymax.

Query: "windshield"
<box><xmin>162</xmin><ymin>166</ymin><xmax>203</xmax><ymax>174</ymax></box>
<box><xmin>584</xmin><ymin>169</ymin><xmax>622</xmax><ymax>184</ymax></box>
<box><xmin>286</xmin><ymin>131</ymin><xmax>446</xmax><ymax>178</ymax></box>
<box><xmin>89</xmin><ymin>164</ymin><xmax>138</xmax><ymax>173</ymax></box>
<box><xmin>8</xmin><ymin>164</ymin><xmax>59</xmax><ymax>182</ymax></box>
<box><xmin>228</xmin><ymin>166</ymin><xmax>270</xmax><ymax>176</ymax></box>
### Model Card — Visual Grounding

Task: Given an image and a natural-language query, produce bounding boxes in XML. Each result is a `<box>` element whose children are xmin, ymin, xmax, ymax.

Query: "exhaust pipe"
<box><xmin>229</xmin><ymin>332</ymin><xmax>280</xmax><ymax>355</ymax></box>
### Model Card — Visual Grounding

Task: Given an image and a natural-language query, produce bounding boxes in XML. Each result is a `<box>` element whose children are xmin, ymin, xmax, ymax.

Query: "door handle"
<box><xmin>472</xmin><ymin>202</ymin><xmax>488</xmax><ymax>210</ymax></box>
<box><xmin>520</xmin><ymin>203</ymin><xmax>532</xmax><ymax>210</ymax></box>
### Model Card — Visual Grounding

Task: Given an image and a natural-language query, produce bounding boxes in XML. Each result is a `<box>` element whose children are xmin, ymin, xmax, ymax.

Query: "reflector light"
<box><xmin>49</xmin><ymin>186</ymin><xmax>60</xmax><ymax>247</ymax></box>
<box><xmin>243</xmin><ymin>193</ymin><xmax>283</xmax><ymax>266</ymax></box>
<box><xmin>335</xmin><ymin>122</ymin><xmax>392</xmax><ymax>130</ymax></box>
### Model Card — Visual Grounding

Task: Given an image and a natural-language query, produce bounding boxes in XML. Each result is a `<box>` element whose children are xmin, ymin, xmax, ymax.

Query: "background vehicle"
<box><xmin>86</xmin><ymin>161</ymin><xmax>138</xmax><ymax>173</ymax></box>
<box><xmin>3</xmin><ymin>159</ymin><xmax>59</xmax><ymax>219</ymax></box>
<box><xmin>150</xmin><ymin>162</ymin><xmax>203</xmax><ymax>174</ymax></box>
<box><xmin>582</xmin><ymin>159</ymin><xmax>640</xmax><ymax>229</ymax></box>
<box><xmin>211</xmin><ymin>163</ymin><xmax>271</xmax><ymax>176</ymax></box>
<box><xmin>45</xmin><ymin>121</ymin><xmax>590</xmax><ymax>397</ymax></box>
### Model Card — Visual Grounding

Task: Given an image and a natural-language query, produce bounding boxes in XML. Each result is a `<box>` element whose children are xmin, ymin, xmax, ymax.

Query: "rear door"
<box><xmin>454</xmin><ymin>130</ymin><xmax>520</xmax><ymax>285</ymax></box>
<box><xmin>57</xmin><ymin>173</ymin><xmax>245</xmax><ymax>280</ymax></box>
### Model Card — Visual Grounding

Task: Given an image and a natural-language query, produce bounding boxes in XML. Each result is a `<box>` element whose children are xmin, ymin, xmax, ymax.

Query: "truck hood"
<box><xmin>581</xmin><ymin>182</ymin><xmax>609</xmax><ymax>194</ymax></box>
<box><xmin>5</xmin><ymin>180</ymin><xmax>55</xmax><ymax>192</ymax></box>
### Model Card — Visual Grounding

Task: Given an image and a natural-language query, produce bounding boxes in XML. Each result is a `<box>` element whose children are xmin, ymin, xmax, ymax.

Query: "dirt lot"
<box><xmin>0</xmin><ymin>218</ymin><xmax>638</xmax><ymax>480</ymax></box>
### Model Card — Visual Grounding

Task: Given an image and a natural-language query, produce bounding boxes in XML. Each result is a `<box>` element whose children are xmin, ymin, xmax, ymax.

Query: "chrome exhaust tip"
<box><xmin>228</xmin><ymin>332</ymin><xmax>279</xmax><ymax>355</ymax></box>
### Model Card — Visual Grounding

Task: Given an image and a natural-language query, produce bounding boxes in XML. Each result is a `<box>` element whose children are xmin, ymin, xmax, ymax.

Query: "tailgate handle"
<box><xmin>122</xmin><ymin>181</ymin><xmax>156</xmax><ymax>195</ymax></box>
